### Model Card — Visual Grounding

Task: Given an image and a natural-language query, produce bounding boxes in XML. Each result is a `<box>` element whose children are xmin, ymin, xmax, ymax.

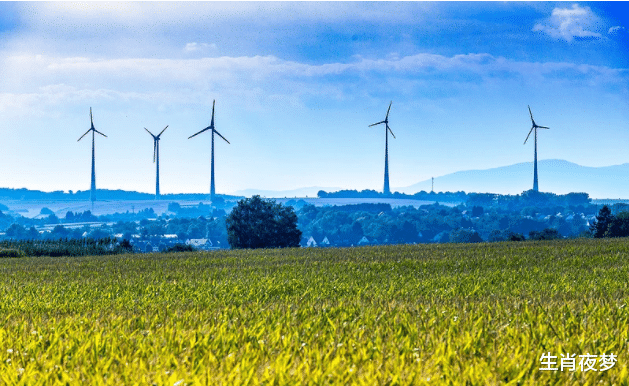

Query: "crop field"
<box><xmin>1</xmin><ymin>239</ymin><xmax>629</xmax><ymax>385</ymax></box>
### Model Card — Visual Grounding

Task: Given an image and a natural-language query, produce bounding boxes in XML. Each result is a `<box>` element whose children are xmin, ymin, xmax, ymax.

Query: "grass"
<box><xmin>1</xmin><ymin>238</ymin><xmax>628</xmax><ymax>384</ymax></box>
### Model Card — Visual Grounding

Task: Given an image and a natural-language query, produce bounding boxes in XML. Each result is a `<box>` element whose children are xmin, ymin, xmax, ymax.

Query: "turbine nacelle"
<box><xmin>145</xmin><ymin>126</ymin><xmax>168</xmax><ymax>163</ymax></box>
<box><xmin>523</xmin><ymin>105</ymin><xmax>549</xmax><ymax>145</ymax></box>
<box><xmin>188</xmin><ymin>100</ymin><xmax>230</xmax><ymax>144</ymax></box>
<box><xmin>78</xmin><ymin>107</ymin><xmax>107</xmax><ymax>142</ymax></box>
<box><xmin>369</xmin><ymin>101</ymin><xmax>395</xmax><ymax>138</ymax></box>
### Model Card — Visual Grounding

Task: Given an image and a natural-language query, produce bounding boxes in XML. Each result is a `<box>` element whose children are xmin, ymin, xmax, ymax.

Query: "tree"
<box><xmin>40</xmin><ymin>207</ymin><xmax>54</xmax><ymax>215</ymax></box>
<box><xmin>226</xmin><ymin>195</ymin><xmax>302</xmax><ymax>249</ymax></box>
<box><xmin>168</xmin><ymin>202</ymin><xmax>181</xmax><ymax>213</ymax></box>
<box><xmin>118</xmin><ymin>239</ymin><xmax>133</xmax><ymax>253</ymax></box>
<box><xmin>47</xmin><ymin>213</ymin><xmax>60</xmax><ymax>225</ymax></box>
<box><xmin>49</xmin><ymin>225</ymin><xmax>69</xmax><ymax>239</ymax></box>
<box><xmin>6</xmin><ymin>223</ymin><xmax>27</xmax><ymax>239</ymax></box>
<box><xmin>604</xmin><ymin>211</ymin><xmax>629</xmax><ymax>238</ymax></box>
<box><xmin>65</xmin><ymin>211</ymin><xmax>75</xmax><ymax>222</ymax></box>
<box><xmin>471</xmin><ymin>206</ymin><xmax>484</xmax><ymax>217</ymax></box>
<box><xmin>89</xmin><ymin>228</ymin><xmax>110</xmax><ymax>240</ymax></box>
<box><xmin>590</xmin><ymin>205</ymin><xmax>614</xmax><ymax>238</ymax></box>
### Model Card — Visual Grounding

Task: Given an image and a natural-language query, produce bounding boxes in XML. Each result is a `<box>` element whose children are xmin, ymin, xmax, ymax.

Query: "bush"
<box><xmin>508</xmin><ymin>233</ymin><xmax>526</xmax><ymax>241</ymax></box>
<box><xmin>489</xmin><ymin>230</ymin><xmax>526</xmax><ymax>242</ymax></box>
<box><xmin>449</xmin><ymin>228</ymin><xmax>483</xmax><ymax>243</ymax></box>
<box><xmin>0</xmin><ymin>249</ymin><xmax>26</xmax><ymax>258</ymax></box>
<box><xmin>164</xmin><ymin>243</ymin><xmax>195</xmax><ymax>253</ymax></box>
<box><xmin>529</xmin><ymin>228</ymin><xmax>561</xmax><ymax>241</ymax></box>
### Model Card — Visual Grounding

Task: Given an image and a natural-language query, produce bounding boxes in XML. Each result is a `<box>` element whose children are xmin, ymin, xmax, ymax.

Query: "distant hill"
<box><xmin>396</xmin><ymin>159</ymin><xmax>629</xmax><ymax>199</ymax></box>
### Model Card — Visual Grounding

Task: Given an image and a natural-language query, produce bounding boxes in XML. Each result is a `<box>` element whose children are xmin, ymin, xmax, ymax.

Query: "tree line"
<box><xmin>3</xmin><ymin>191</ymin><xmax>629</xmax><ymax>255</ymax></box>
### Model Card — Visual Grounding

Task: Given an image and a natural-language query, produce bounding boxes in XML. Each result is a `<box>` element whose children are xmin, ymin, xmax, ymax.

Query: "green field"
<box><xmin>1</xmin><ymin>239</ymin><xmax>628</xmax><ymax>384</ymax></box>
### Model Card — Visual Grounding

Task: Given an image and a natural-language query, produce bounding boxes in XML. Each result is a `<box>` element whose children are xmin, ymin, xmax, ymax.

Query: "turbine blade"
<box><xmin>210</xmin><ymin>100</ymin><xmax>215</xmax><ymax>128</ymax></box>
<box><xmin>213</xmin><ymin>129</ymin><xmax>230</xmax><ymax>144</ymax></box>
<box><xmin>387</xmin><ymin>124</ymin><xmax>396</xmax><ymax>139</ymax></box>
<box><xmin>524</xmin><ymin>127</ymin><xmax>534</xmax><ymax>144</ymax></box>
<box><xmin>369</xmin><ymin>121</ymin><xmax>385</xmax><ymax>127</ymax></box>
<box><xmin>385</xmin><ymin>101</ymin><xmax>392</xmax><ymax>120</ymax></box>
<box><xmin>188</xmin><ymin>126</ymin><xmax>211</xmax><ymax>139</ymax></box>
<box><xmin>94</xmin><ymin>129</ymin><xmax>107</xmax><ymax>137</ymax></box>
<box><xmin>77</xmin><ymin>129</ymin><xmax>91</xmax><ymax>142</ymax></box>
<box><xmin>144</xmin><ymin>127</ymin><xmax>156</xmax><ymax>138</ymax></box>
<box><xmin>528</xmin><ymin>105</ymin><xmax>535</xmax><ymax>124</ymax></box>
<box><xmin>157</xmin><ymin>125</ymin><xmax>168</xmax><ymax>137</ymax></box>
<box><xmin>90</xmin><ymin>107</ymin><xmax>94</xmax><ymax>128</ymax></box>
<box><xmin>538</xmin><ymin>126</ymin><xmax>550</xmax><ymax>130</ymax></box>
<box><xmin>153</xmin><ymin>141</ymin><xmax>156</xmax><ymax>163</ymax></box>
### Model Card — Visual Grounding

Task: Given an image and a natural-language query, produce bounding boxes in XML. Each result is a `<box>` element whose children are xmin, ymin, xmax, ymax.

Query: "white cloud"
<box><xmin>609</xmin><ymin>26</ymin><xmax>625</xmax><ymax>35</ymax></box>
<box><xmin>184</xmin><ymin>43</ymin><xmax>217</xmax><ymax>53</ymax></box>
<box><xmin>533</xmin><ymin>4</ymin><xmax>603</xmax><ymax>42</ymax></box>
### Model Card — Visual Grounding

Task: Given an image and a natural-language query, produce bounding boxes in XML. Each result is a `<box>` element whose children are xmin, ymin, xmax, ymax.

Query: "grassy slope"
<box><xmin>0</xmin><ymin>239</ymin><xmax>628</xmax><ymax>384</ymax></box>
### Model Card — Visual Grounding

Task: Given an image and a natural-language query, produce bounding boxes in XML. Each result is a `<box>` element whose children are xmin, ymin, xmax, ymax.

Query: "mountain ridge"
<box><xmin>396</xmin><ymin>159</ymin><xmax>629</xmax><ymax>199</ymax></box>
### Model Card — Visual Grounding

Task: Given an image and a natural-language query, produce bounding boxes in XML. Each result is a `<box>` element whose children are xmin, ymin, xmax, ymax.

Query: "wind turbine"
<box><xmin>369</xmin><ymin>101</ymin><xmax>395</xmax><ymax>195</ymax></box>
<box><xmin>77</xmin><ymin>107</ymin><xmax>107</xmax><ymax>204</ymax></box>
<box><xmin>524</xmin><ymin>105</ymin><xmax>550</xmax><ymax>192</ymax></box>
<box><xmin>145</xmin><ymin>125</ymin><xmax>168</xmax><ymax>200</ymax></box>
<box><xmin>188</xmin><ymin>100</ymin><xmax>230</xmax><ymax>202</ymax></box>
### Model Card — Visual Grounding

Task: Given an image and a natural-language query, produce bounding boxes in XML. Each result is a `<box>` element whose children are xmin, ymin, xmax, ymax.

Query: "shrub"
<box><xmin>449</xmin><ymin>228</ymin><xmax>483</xmax><ymax>243</ymax></box>
<box><xmin>164</xmin><ymin>243</ymin><xmax>195</xmax><ymax>253</ymax></box>
<box><xmin>508</xmin><ymin>232</ymin><xmax>526</xmax><ymax>241</ymax></box>
<box><xmin>529</xmin><ymin>228</ymin><xmax>561</xmax><ymax>241</ymax></box>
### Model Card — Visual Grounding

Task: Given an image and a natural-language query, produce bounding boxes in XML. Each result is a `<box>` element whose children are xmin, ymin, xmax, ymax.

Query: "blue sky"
<box><xmin>0</xmin><ymin>2</ymin><xmax>628</xmax><ymax>195</ymax></box>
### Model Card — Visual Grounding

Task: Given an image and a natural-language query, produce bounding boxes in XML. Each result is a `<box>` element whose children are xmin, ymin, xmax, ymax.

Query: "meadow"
<box><xmin>1</xmin><ymin>239</ymin><xmax>628</xmax><ymax>385</ymax></box>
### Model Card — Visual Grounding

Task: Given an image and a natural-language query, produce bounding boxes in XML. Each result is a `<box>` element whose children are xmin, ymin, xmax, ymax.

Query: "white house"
<box><xmin>358</xmin><ymin>236</ymin><xmax>370</xmax><ymax>245</ymax></box>
<box><xmin>186</xmin><ymin>238</ymin><xmax>213</xmax><ymax>249</ymax></box>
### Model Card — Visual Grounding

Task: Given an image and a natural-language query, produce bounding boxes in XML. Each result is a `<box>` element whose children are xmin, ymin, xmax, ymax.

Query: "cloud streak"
<box><xmin>184</xmin><ymin>43</ymin><xmax>217</xmax><ymax>53</ymax></box>
<box><xmin>4</xmin><ymin>51</ymin><xmax>625</xmax><ymax>84</ymax></box>
<box><xmin>1</xmin><ymin>50</ymin><xmax>626</xmax><ymax>114</ymax></box>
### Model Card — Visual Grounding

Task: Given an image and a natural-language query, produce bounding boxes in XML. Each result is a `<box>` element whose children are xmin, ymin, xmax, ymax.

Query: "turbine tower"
<box><xmin>188</xmin><ymin>100</ymin><xmax>230</xmax><ymax>202</ymax></box>
<box><xmin>77</xmin><ymin>107</ymin><xmax>107</xmax><ymax>204</ymax></box>
<box><xmin>369</xmin><ymin>101</ymin><xmax>395</xmax><ymax>195</ymax></box>
<box><xmin>145</xmin><ymin>126</ymin><xmax>168</xmax><ymax>200</ymax></box>
<box><xmin>524</xmin><ymin>105</ymin><xmax>550</xmax><ymax>192</ymax></box>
